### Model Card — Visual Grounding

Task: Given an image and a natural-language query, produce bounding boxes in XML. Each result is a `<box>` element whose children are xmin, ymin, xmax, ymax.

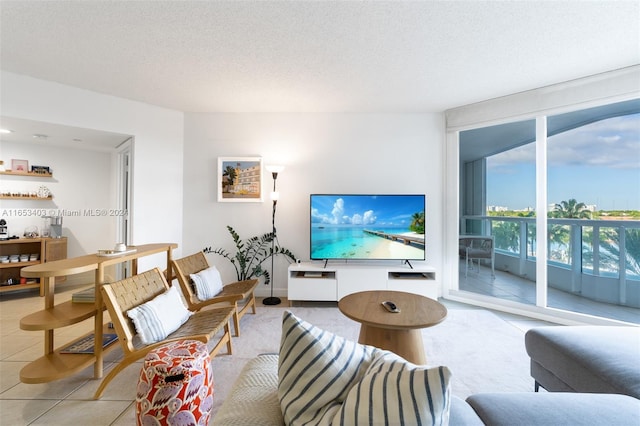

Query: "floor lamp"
<box><xmin>263</xmin><ymin>165</ymin><xmax>284</xmax><ymax>306</ymax></box>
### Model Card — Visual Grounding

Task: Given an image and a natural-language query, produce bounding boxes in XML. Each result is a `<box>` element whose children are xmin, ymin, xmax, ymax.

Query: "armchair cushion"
<box><xmin>190</xmin><ymin>265</ymin><xmax>224</xmax><ymax>300</ymax></box>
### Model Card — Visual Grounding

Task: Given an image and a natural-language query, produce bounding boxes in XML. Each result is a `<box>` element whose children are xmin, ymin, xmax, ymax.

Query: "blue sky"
<box><xmin>310</xmin><ymin>195</ymin><xmax>425</xmax><ymax>226</ymax></box>
<box><xmin>487</xmin><ymin>113</ymin><xmax>640</xmax><ymax>211</ymax></box>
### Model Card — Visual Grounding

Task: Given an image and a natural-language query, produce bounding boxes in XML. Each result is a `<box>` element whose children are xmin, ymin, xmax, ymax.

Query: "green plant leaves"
<box><xmin>203</xmin><ymin>225</ymin><xmax>297</xmax><ymax>285</ymax></box>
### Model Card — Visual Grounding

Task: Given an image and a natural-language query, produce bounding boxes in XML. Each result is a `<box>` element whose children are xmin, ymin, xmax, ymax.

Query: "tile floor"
<box><xmin>459</xmin><ymin>261</ymin><xmax>640</xmax><ymax>324</ymax></box>
<box><xmin>0</xmin><ymin>282</ymin><xmax>549</xmax><ymax>425</ymax></box>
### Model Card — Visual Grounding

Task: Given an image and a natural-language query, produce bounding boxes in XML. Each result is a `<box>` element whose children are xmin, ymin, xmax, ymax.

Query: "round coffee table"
<box><xmin>338</xmin><ymin>290</ymin><xmax>447</xmax><ymax>364</ymax></box>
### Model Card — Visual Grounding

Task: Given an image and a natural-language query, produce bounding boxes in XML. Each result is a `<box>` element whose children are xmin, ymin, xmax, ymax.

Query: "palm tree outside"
<box><xmin>550</xmin><ymin>198</ymin><xmax>592</xmax><ymax>219</ymax></box>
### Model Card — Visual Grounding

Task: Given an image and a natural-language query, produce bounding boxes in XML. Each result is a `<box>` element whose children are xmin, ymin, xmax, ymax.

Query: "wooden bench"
<box><xmin>172</xmin><ymin>251</ymin><xmax>258</xmax><ymax>337</ymax></box>
<box><xmin>94</xmin><ymin>267</ymin><xmax>234</xmax><ymax>399</ymax></box>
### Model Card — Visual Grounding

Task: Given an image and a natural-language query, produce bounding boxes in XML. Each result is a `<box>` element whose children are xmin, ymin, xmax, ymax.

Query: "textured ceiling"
<box><xmin>1</xmin><ymin>1</ymin><xmax>639</xmax><ymax>113</ymax></box>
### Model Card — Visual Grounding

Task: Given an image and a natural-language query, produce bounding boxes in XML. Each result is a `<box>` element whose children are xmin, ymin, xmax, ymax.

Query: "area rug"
<box><xmin>209</xmin><ymin>305</ymin><xmax>534</xmax><ymax>418</ymax></box>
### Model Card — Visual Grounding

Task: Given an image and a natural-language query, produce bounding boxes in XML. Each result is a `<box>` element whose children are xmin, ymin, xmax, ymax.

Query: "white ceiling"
<box><xmin>0</xmin><ymin>116</ymin><xmax>131</xmax><ymax>151</ymax></box>
<box><xmin>1</xmin><ymin>1</ymin><xmax>638</xmax><ymax>115</ymax></box>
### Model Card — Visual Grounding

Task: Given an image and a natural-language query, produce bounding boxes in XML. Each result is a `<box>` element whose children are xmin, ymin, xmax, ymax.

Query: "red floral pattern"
<box><xmin>136</xmin><ymin>340</ymin><xmax>213</xmax><ymax>426</ymax></box>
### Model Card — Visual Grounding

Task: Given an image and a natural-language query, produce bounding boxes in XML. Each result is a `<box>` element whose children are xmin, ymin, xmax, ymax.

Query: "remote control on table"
<box><xmin>382</xmin><ymin>301</ymin><xmax>400</xmax><ymax>313</ymax></box>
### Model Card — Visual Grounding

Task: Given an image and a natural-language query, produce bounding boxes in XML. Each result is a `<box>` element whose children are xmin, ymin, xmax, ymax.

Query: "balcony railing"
<box><xmin>461</xmin><ymin>215</ymin><xmax>640</xmax><ymax>308</ymax></box>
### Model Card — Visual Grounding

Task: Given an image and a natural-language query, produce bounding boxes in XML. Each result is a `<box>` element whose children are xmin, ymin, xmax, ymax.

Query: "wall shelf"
<box><xmin>0</xmin><ymin>170</ymin><xmax>53</xmax><ymax>178</ymax></box>
<box><xmin>0</xmin><ymin>169</ymin><xmax>54</xmax><ymax>200</ymax></box>
<box><xmin>0</xmin><ymin>195</ymin><xmax>53</xmax><ymax>200</ymax></box>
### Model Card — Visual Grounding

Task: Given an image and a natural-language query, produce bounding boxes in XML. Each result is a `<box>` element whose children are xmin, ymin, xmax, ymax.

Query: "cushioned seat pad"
<box><xmin>525</xmin><ymin>326</ymin><xmax>640</xmax><ymax>398</ymax></box>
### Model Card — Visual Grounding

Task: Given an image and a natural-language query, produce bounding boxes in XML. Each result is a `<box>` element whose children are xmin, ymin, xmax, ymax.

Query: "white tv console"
<box><xmin>288</xmin><ymin>261</ymin><xmax>438</xmax><ymax>303</ymax></box>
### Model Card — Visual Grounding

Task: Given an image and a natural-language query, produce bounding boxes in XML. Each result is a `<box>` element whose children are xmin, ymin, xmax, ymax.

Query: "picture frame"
<box><xmin>11</xmin><ymin>159</ymin><xmax>29</xmax><ymax>173</ymax></box>
<box><xmin>31</xmin><ymin>165</ymin><xmax>51</xmax><ymax>175</ymax></box>
<box><xmin>217</xmin><ymin>157</ymin><xmax>263</xmax><ymax>202</ymax></box>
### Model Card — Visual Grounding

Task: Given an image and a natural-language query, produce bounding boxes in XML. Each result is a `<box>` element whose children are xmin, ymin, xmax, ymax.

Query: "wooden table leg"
<box><xmin>94</xmin><ymin>266</ymin><xmax>104</xmax><ymax>379</ymax></box>
<box><xmin>358</xmin><ymin>325</ymin><xmax>427</xmax><ymax>365</ymax></box>
<box><xmin>42</xmin><ymin>276</ymin><xmax>56</xmax><ymax>353</ymax></box>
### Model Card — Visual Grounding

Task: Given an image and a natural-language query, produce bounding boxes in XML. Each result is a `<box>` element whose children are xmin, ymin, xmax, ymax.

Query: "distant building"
<box><xmin>515</xmin><ymin>207</ymin><xmax>535</xmax><ymax>213</ymax></box>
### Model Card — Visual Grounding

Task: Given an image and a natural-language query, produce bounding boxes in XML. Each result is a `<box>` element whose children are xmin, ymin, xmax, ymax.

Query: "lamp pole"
<box><xmin>263</xmin><ymin>166</ymin><xmax>283</xmax><ymax>305</ymax></box>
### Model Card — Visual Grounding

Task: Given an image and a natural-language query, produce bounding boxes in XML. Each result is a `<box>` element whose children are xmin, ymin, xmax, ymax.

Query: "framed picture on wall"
<box><xmin>217</xmin><ymin>157</ymin><xmax>263</xmax><ymax>202</ymax></box>
<box><xmin>11</xmin><ymin>159</ymin><xmax>29</xmax><ymax>173</ymax></box>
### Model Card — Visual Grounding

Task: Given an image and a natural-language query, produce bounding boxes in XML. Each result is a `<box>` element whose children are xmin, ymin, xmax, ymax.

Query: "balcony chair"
<box><xmin>171</xmin><ymin>251</ymin><xmax>258</xmax><ymax>337</ymax></box>
<box><xmin>459</xmin><ymin>236</ymin><xmax>495</xmax><ymax>279</ymax></box>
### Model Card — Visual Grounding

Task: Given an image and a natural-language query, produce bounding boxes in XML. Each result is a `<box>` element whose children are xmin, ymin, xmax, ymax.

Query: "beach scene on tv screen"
<box><xmin>310</xmin><ymin>195</ymin><xmax>425</xmax><ymax>260</ymax></box>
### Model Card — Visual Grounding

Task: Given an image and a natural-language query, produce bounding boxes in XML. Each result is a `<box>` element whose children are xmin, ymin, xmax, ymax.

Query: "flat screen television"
<box><xmin>310</xmin><ymin>194</ymin><xmax>426</xmax><ymax>261</ymax></box>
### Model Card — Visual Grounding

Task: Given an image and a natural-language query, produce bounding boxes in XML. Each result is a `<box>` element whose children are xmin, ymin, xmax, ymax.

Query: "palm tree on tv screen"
<box><xmin>410</xmin><ymin>211</ymin><xmax>425</xmax><ymax>234</ymax></box>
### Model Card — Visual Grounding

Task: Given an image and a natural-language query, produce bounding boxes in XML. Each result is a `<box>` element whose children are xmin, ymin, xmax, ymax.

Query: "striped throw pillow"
<box><xmin>278</xmin><ymin>311</ymin><xmax>452</xmax><ymax>426</ymax></box>
<box><xmin>278</xmin><ymin>311</ymin><xmax>376</xmax><ymax>425</ymax></box>
<box><xmin>335</xmin><ymin>350</ymin><xmax>452</xmax><ymax>425</ymax></box>
<box><xmin>126</xmin><ymin>285</ymin><xmax>192</xmax><ymax>344</ymax></box>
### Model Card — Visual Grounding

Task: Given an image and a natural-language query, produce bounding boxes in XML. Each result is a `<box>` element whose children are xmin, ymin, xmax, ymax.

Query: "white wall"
<box><xmin>182</xmin><ymin>113</ymin><xmax>445</xmax><ymax>297</ymax></box>
<box><xmin>0</xmin><ymin>72</ymin><xmax>185</xmax><ymax>271</ymax></box>
<box><xmin>0</xmin><ymin>141</ymin><xmax>112</xmax><ymax>257</ymax></box>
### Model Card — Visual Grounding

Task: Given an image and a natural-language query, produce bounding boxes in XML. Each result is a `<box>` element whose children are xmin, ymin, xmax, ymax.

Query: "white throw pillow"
<box><xmin>126</xmin><ymin>285</ymin><xmax>192</xmax><ymax>344</ymax></box>
<box><xmin>278</xmin><ymin>311</ymin><xmax>376</xmax><ymax>425</ymax></box>
<box><xmin>190</xmin><ymin>266</ymin><xmax>224</xmax><ymax>300</ymax></box>
<box><xmin>278</xmin><ymin>311</ymin><xmax>452</xmax><ymax>426</ymax></box>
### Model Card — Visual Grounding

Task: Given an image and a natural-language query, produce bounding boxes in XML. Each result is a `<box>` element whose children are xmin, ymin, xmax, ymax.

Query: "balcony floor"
<box><xmin>459</xmin><ymin>261</ymin><xmax>640</xmax><ymax>325</ymax></box>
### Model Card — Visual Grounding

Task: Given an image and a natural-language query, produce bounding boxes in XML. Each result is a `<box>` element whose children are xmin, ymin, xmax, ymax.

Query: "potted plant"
<box><xmin>203</xmin><ymin>225</ymin><xmax>297</xmax><ymax>285</ymax></box>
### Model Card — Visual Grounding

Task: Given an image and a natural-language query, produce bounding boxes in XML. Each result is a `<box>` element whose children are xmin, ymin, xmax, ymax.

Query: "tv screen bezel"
<box><xmin>309</xmin><ymin>193</ymin><xmax>426</xmax><ymax>262</ymax></box>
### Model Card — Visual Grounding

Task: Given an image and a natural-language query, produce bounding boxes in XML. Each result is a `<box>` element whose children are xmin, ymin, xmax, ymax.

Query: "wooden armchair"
<box><xmin>95</xmin><ymin>267</ymin><xmax>234</xmax><ymax>399</ymax></box>
<box><xmin>171</xmin><ymin>251</ymin><xmax>258</xmax><ymax>337</ymax></box>
<box><xmin>459</xmin><ymin>236</ymin><xmax>495</xmax><ymax>279</ymax></box>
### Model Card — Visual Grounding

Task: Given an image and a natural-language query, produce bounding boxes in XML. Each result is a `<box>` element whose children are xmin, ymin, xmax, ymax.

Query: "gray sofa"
<box><xmin>525</xmin><ymin>325</ymin><xmax>640</xmax><ymax>398</ymax></box>
<box><xmin>213</xmin><ymin>353</ymin><xmax>640</xmax><ymax>426</ymax></box>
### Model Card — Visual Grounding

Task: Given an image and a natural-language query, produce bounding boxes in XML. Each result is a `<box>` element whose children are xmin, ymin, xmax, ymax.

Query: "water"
<box><xmin>310</xmin><ymin>226</ymin><xmax>424</xmax><ymax>260</ymax></box>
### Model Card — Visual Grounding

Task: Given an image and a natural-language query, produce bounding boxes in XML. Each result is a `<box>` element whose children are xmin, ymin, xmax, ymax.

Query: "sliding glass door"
<box><xmin>458</xmin><ymin>119</ymin><xmax>537</xmax><ymax>305</ymax></box>
<box><xmin>456</xmin><ymin>99</ymin><xmax>640</xmax><ymax>324</ymax></box>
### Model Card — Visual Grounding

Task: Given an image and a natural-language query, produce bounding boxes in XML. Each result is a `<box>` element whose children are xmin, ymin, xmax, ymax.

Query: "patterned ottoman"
<box><xmin>136</xmin><ymin>340</ymin><xmax>213</xmax><ymax>426</ymax></box>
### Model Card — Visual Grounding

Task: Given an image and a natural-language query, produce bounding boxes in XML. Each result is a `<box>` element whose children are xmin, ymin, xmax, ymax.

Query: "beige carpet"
<box><xmin>209</xmin><ymin>305</ymin><xmax>535</xmax><ymax>418</ymax></box>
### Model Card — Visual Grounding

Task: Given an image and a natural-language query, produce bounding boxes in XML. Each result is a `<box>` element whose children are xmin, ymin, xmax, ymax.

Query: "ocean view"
<box><xmin>310</xmin><ymin>226</ymin><xmax>424</xmax><ymax>260</ymax></box>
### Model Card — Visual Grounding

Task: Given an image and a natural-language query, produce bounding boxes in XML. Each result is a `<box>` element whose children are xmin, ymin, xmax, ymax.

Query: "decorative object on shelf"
<box><xmin>0</xmin><ymin>161</ymin><xmax>4</xmax><ymax>172</ymax></box>
<box><xmin>203</xmin><ymin>225</ymin><xmax>296</xmax><ymax>288</ymax></box>
<box><xmin>31</xmin><ymin>165</ymin><xmax>51</xmax><ymax>174</ymax></box>
<box><xmin>264</xmin><ymin>165</ymin><xmax>284</xmax><ymax>306</ymax></box>
<box><xmin>37</xmin><ymin>185</ymin><xmax>51</xmax><ymax>198</ymax></box>
<box><xmin>0</xmin><ymin>219</ymin><xmax>7</xmax><ymax>240</ymax></box>
<box><xmin>23</xmin><ymin>226</ymin><xmax>39</xmax><ymax>238</ymax></box>
<box><xmin>42</xmin><ymin>215</ymin><xmax>63</xmax><ymax>238</ymax></box>
<box><xmin>11</xmin><ymin>159</ymin><xmax>29</xmax><ymax>172</ymax></box>
<box><xmin>71</xmin><ymin>287</ymin><xmax>95</xmax><ymax>303</ymax></box>
<box><xmin>97</xmin><ymin>248</ymin><xmax>137</xmax><ymax>257</ymax></box>
<box><xmin>217</xmin><ymin>156</ymin><xmax>263</xmax><ymax>202</ymax></box>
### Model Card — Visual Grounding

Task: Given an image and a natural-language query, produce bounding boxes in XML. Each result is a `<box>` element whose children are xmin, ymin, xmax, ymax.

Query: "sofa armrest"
<box><xmin>213</xmin><ymin>354</ymin><xmax>283</xmax><ymax>426</ymax></box>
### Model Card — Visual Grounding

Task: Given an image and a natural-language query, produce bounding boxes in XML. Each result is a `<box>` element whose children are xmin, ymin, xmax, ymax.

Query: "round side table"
<box><xmin>338</xmin><ymin>290</ymin><xmax>447</xmax><ymax>364</ymax></box>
